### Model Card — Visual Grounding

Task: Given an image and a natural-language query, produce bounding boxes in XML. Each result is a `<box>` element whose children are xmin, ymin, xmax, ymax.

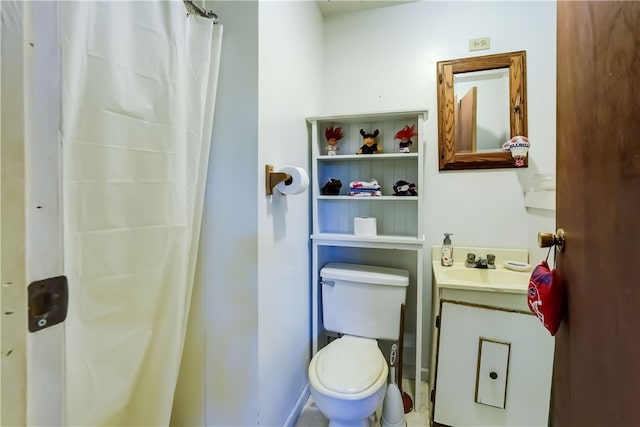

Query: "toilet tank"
<box><xmin>320</xmin><ymin>262</ymin><xmax>409</xmax><ymax>341</ymax></box>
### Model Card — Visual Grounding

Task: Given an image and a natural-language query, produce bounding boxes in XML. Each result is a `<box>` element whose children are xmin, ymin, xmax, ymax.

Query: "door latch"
<box><xmin>27</xmin><ymin>276</ymin><xmax>68</xmax><ymax>332</ymax></box>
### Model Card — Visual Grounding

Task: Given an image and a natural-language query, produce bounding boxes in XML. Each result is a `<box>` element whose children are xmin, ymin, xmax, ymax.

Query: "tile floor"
<box><xmin>294</xmin><ymin>380</ymin><xmax>430</xmax><ymax>427</ymax></box>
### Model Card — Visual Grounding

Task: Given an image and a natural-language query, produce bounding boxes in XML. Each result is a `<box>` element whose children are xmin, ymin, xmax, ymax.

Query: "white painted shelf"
<box><xmin>311</xmin><ymin>232</ymin><xmax>424</xmax><ymax>246</ymax></box>
<box><xmin>317</xmin><ymin>152</ymin><xmax>419</xmax><ymax>160</ymax></box>
<box><xmin>524</xmin><ymin>191</ymin><xmax>556</xmax><ymax>211</ymax></box>
<box><xmin>308</xmin><ymin>109</ymin><xmax>428</xmax><ymax>414</ymax></box>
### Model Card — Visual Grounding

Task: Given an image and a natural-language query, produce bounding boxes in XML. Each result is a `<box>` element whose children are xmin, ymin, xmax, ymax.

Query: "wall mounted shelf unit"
<box><xmin>307</xmin><ymin>109</ymin><xmax>428</xmax><ymax>413</ymax></box>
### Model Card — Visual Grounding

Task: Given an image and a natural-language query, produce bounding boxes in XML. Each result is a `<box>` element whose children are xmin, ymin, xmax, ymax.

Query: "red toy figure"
<box><xmin>395</xmin><ymin>125</ymin><xmax>417</xmax><ymax>153</ymax></box>
<box><xmin>325</xmin><ymin>126</ymin><xmax>344</xmax><ymax>156</ymax></box>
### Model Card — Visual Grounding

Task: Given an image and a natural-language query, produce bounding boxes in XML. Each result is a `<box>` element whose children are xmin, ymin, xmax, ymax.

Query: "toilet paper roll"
<box><xmin>354</xmin><ymin>217</ymin><xmax>377</xmax><ymax>237</ymax></box>
<box><xmin>274</xmin><ymin>166</ymin><xmax>309</xmax><ymax>195</ymax></box>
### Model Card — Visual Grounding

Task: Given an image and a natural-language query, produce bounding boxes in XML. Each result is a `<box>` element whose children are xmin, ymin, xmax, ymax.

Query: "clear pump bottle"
<box><xmin>441</xmin><ymin>233</ymin><xmax>454</xmax><ymax>266</ymax></box>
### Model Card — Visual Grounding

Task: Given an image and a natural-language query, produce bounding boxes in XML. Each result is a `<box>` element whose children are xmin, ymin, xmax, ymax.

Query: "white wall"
<box><xmin>173</xmin><ymin>1</ymin><xmax>323</xmax><ymax>426</ymax></box>
<box><xmin>322</xmin><ymin>1</ymin><xmax>557</xmax><ymax>373</ymax></box>
<box><xmin>0</xmin><ymin>2</ymin><xmax>28</xmax><ymax>424</ymax></box>
<box><xmin>257</xmin><ymin>2</ymin><xmax>323</xmax><ymax>426</ymax></box>
<box><xmin>173</xmin><ymin>2</ymin><xmax>259</xmax><ymax>426</ymax></box>
<box><xmin>204</xmin><ymin>2</ymin><xmax>260</xmax><ymax>425</ymax></box>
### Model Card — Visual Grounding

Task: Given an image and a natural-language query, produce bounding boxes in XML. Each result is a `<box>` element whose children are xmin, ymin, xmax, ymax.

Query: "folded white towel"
<box><xmin>349</xmin><ymin>179</ymin><xmax>380</xmax><ymax>190</ymax></box>
<box><xmin>349</xmin><ymin>190</ymin><xmax>382</xmax><ymax>197</ymax></box>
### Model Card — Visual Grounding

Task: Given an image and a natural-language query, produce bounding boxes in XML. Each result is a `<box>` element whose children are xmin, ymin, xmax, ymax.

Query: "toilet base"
<box><xmin>310</xmin><ymin>382</ymin><xmax>385</xmax><ymax>427</ymax></box>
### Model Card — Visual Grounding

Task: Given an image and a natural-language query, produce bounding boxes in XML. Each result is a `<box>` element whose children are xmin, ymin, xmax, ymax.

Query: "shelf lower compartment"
<box><xmin>316</xmin><ymin>198</ymin><xmax>419</xmax><ymax>237</ymax></box>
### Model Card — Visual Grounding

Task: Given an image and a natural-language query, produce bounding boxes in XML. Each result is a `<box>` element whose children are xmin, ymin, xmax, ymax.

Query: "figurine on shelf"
<box><xmin>321</xmin><ymin>179</ymin><xmax>342</xmax><ymax>195</ymax></box>
<box><xmin>324</xmin><ymin>126</ymin><xmax>344</xmax><ymax>156</ymax></box>
<box><xmin>357</xmin><ymin>129</ymin><xmax>381</xmax><ymax>154</ymax></box>
<box><xmin>395</xmin><ymin>125</ymin><xmax>417</xmax><ymax>153</ymax></box>
<box><xmin>393</xmin><ymin>180</ymin><xmax>417</xmax><ymax>196</ymax></box>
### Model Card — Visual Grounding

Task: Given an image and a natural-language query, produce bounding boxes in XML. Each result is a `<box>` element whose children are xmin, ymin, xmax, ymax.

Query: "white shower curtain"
<box><xmin>60</xmin><ymin>1</ymin><xmax>222</xmax><ymax>425</ymax></box>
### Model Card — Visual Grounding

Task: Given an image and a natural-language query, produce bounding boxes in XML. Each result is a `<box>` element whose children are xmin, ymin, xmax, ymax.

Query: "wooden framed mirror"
<box><xmin>436</xmin><ymin>50</ymin><xmax>527</xmax><ymax>170</ymax></box>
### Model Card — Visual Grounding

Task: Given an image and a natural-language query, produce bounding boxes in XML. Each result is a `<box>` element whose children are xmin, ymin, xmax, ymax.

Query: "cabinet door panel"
<box><xmin>434</xmin><ymin>301</ymin><xmax>553</xmax><ymax>427</ymax></box>
<box><xmin>475</xmin><ymin>338</ymin><xmax>509</xmax><ymax>409</ymax></box>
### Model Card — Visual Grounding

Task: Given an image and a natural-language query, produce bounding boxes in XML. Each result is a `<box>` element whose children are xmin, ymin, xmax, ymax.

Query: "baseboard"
<box><xmin>283</xmin><ymin>382</ymin><xmax>310</xmax><ymax>427</ymax></box>
<box><xmin>401</xmin><ymin>364</ymin><xmax>429</xmax><ymax>382</ymax></box>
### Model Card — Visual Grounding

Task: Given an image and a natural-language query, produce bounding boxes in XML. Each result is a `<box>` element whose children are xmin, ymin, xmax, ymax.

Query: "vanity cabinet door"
<box><xmin>433</xmin><ymin>301</ymin><xmax>554</xmax><ymax>427</ymax></box>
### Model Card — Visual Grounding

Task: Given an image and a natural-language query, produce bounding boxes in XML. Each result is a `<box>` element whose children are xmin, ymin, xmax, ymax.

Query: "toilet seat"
<box><xmin>310</xmin><ymin>335</ymin><xmax>387</xmax><ymax>397</ymax></box>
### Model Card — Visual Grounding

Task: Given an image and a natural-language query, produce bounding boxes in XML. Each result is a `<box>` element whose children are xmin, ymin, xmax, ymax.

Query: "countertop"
<box><xmin>431</xmin><ymin>246</ymin><xmax>531</xmax><ymax>294</ymax></box>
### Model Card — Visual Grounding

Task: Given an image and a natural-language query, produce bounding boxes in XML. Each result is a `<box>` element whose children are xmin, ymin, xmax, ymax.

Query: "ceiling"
<box><xmin>315</xmin><ymin>0</ymin><xmax>419</xmax><ymax>16</ymax></box>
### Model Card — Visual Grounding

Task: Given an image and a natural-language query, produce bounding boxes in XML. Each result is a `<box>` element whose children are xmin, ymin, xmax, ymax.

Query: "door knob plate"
<box><xmin>538</xmin><ymin>228</ymin><xmax>566</xmax><ymax>253</ymax></box>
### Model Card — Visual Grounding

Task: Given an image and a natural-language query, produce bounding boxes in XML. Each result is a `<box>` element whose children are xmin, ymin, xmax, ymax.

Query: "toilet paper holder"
<box><xmin>265</xmin><ymin>164</ymin><xmax>292</xmax><ymax>195</ymax></box>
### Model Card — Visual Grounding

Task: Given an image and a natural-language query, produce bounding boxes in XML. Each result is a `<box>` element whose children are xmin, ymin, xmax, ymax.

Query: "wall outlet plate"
<box><xmin>469</xmin><ymin>37</ymin><xmax>491</xmax><ymax>51</ymax></box>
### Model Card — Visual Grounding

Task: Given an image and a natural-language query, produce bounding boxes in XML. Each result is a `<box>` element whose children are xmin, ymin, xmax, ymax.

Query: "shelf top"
<box><xmin>306</xmin><ymin>109</ymin><xmax>429</xmax><ymax>124</ymax></box>
<box><xmin>312</xmin><ymin>233</ymin><xmax>425</xmax><ymax>246</ymax></box>
<box><xmin>318</xmin><ymin>195</ymin><xmax>418</xmax><ymax>200</ymax></box>
<box><xmin>317</xmin><ymin>153</ymin><xmax>419</xmax><ymax>160</ymax></box>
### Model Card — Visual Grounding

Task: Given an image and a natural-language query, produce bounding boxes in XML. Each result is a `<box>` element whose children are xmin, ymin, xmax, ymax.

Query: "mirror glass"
<box><xmin>437</xmin><ymin>51</ymin><xmax>527</xmax><ymax>170</ymax></box>
<box><xmin>454</xmin><ymin>68</ymin><xmax>509</xmax><ymax>152</ymax></box>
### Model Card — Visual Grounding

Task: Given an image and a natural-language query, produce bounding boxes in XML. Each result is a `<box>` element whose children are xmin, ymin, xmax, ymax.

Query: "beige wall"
<box><xmin>1</xmin><ymin>2</ymin><xmax>27</xmax><ymax>424</ymax></box>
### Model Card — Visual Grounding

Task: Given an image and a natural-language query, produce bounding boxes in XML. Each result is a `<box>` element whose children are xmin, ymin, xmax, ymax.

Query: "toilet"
<box><xmin>309</xmin><ymin>262</ymin><xmax>409</xmax><ymax>427</ymax></box>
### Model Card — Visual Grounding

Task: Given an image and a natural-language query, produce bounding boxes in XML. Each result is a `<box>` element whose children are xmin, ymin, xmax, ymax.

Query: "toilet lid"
<box><xmin>314</xmin><ymin>336</ymin><xmax>385</xmax><ymax>394</ymax></box>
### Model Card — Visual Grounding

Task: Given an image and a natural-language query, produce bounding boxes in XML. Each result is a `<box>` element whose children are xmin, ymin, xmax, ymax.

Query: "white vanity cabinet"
<box><xmin>430</xmin><ymin>252</ymin><xmax>554</xmax><ymax>427</ymax></box>
<box><xmin>307</xmin><ymin>110</ymin><xmax>428</xmax><ymax>412</ymax></box>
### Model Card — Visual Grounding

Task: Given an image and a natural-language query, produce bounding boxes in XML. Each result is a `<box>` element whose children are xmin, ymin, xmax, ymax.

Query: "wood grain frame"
<box><xmin>436</xmin><ymin>51</ymin><xmax>528</xmax><ymax>170</ymax></box>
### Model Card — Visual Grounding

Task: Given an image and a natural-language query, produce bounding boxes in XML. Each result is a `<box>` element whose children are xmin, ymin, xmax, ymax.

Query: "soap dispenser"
<box><xmin>441</xmin><ymin>233</ymin><xmax>454</xmax><ymax>266</ymax></box>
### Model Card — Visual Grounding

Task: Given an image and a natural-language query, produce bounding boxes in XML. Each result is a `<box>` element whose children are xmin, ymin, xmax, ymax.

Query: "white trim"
<box><xmin>282</xmin><ymin>383</ymin><xmax>310</xmax><ymax>427</ymax></box>
<box><xmin>23</xmin><ymin>2</ymin><xmax>65</xmax><ymax>425</ymax></box>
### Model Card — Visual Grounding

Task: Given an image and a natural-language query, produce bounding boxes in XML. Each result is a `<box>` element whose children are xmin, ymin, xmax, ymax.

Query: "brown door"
<box><xmin>455</xmin><ymin>86</ymin><xmax>477</xmax><ymax>153</ymax></box>
<box><xmin>553</xmin><ymin>2</ymin><xmax>640</xmax><ymax>426</ymax></box>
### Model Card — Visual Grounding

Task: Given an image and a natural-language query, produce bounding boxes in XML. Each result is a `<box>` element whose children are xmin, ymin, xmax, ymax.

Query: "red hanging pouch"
<box><xmin>527</xmin><ymin>260</ymin><xmax>565</xmax><ymax>336</ymax></box>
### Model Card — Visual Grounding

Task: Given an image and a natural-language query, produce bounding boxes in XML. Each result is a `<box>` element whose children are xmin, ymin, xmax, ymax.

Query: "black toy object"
<box><xmin>393</xmin><ymin>180</ymin><xmax>417</xmax><ymax>196</ymax></box>
<box><xmin>321</xmin><ymin>179</ymin><xmax>343</xmax><ymax>195</ymax></box>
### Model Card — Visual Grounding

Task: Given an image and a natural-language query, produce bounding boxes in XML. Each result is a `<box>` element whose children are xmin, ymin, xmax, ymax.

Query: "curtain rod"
<box><xmin>183</xmin><ymin>0</ymin><xmax>219</xmax><ymax>24</ymax></box>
